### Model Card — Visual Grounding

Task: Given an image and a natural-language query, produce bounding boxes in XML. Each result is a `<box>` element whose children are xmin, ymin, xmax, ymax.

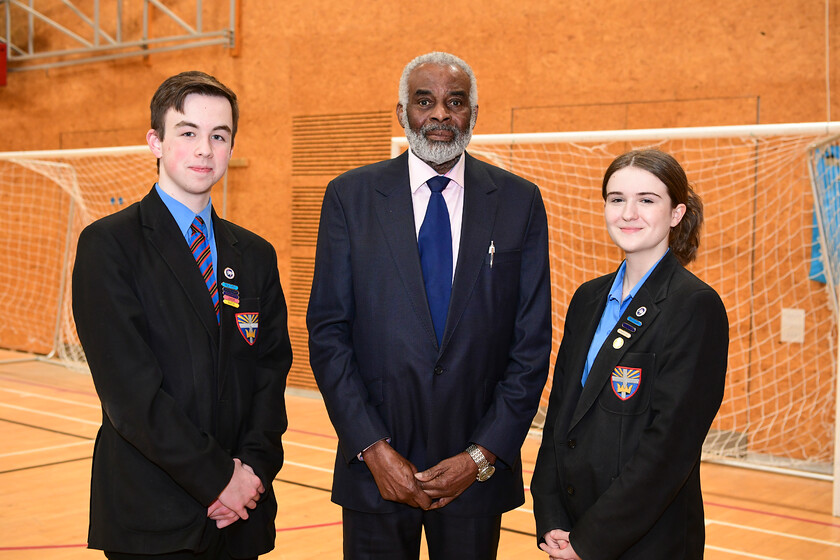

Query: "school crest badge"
<box><xmin>235</xmin><ymin>312</ymin><xmax>259</xmax><ymax>345</ymax></box>
<box><xmin>611</xmin><ymin>366</ymin><xmax>641</xmax><ymax>400</ymax></box>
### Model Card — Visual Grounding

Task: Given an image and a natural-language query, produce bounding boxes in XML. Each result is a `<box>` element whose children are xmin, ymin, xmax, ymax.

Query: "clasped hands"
<box><xmin>540</xmin><ymin>529</ymin><xmax>581</xmax><ymax>560</ymax></box>
<box><xmin>207</xmin><ymin>457</ymin><xmax>265</xmax><ymax>529</ymax></box>
<box><xmin>362</xmin><ymin>439</ymin><xmax>493</xmax><ymax>510</ymax></box>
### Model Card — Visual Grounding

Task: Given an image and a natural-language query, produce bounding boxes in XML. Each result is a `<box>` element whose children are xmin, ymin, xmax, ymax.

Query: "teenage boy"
<box><xmin>73</xmin><ymin>71</ymin><xmax>292</xmax><ymax>559</ymax></box>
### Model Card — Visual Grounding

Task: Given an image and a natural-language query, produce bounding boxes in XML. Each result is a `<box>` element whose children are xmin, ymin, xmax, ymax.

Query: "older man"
<box><xmin>307</xmin><ymin>52</ymin><xmax>551</xmax><ymax>559</ymax></box>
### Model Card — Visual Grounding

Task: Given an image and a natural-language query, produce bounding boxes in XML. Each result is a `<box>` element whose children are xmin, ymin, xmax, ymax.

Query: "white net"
<box><xmin>4</xmin><ymin>127</ymin><xmax>839</xmax><ymax>473</ymax></box>
<box><xmin>0</xmin><ymin>147</ymin><xmax>156</xmax><ymax>369</ymax></box>
<box><xmin>452</xmin><ymin>125</ymin><xmax>839</xmax><ymax>472</ymax></box>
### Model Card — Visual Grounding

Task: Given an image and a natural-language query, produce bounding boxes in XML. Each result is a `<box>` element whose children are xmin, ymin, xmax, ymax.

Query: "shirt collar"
<box><xmin>154</xmin><ymin>183</ymin><xmax>213</xmax><ymax>238</ymax></box>
<box><xmin>407</xmin><ymin>148</ymin><xmax>466</xmax><ymax>194</ymax></box>
<box><xmin>607</xmin><ymin>250</ymin><xmax>670</xmax><ymax>304</ymax></box>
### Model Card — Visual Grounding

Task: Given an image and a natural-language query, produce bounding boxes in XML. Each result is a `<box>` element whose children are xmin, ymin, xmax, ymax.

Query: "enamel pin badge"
<box><xmin>222</xmin><ymin>282</ymin><xmax>240</xmax><ymax>308</ymax></box>
<box><xmin>611</xmin><ymin>366</ymin><xmax>641</xmax><ymax>400</ymax></box>
<box><xmin>235</xmin><ymin>312</ymin><xmax>259</xmax><ymax>345</ymax></box>
<box><xmin>613</xmin><ymin>313</ymin><xmax>643</xmax><ymax>350</ymax></box>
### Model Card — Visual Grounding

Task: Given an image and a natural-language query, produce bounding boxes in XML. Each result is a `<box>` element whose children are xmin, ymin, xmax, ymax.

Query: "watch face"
<box><xmin>477</xmin><ymin>464</ymin><xmax>496</xmax><ymax>482</ymax></box>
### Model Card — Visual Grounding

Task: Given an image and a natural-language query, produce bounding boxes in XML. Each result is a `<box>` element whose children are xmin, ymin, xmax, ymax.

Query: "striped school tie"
<box><xmin>189</xmin><ymin>216</ymin><xmax>220</xmax><ymax>324</ymax></box>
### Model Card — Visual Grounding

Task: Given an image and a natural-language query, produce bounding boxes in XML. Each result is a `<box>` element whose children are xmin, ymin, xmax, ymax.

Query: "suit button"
<box><xmin>433</xmin><ymin>365</ymin><xmax>444</xmax><ymax>375</ymax></box>
<box><xmin>567</xmin><ymin>439</ymin><xmax>576</xmax><ymax>449</ymax></box>
<box><xmin>566</xmin><ymin>485</ymin><xmax>575</xmax><ymax>496</ymax></box>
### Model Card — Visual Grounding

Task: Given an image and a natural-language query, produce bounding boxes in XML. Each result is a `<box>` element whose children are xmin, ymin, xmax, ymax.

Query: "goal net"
<box><xmin>0</xmin><ymin>146</ymin><xmax>156</xmax><ymax>369</ymax></box>
<box><xmin>395</xmin><ymin>123</ymin><xmax>840</xmax><ymax>478</ymax></box>
<box><xmin>3</xmin><ymin>125</ymin><xmax>839</xmax><ymax>485</ymax></box>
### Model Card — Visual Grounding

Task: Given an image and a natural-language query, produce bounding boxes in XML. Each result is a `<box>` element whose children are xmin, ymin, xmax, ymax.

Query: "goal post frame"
<box><xmin>806</xmin><ymin>132</ymin><xmax>840</xmax><ymax>516</ymax></box>
<box><xmin>391</xmin><ymin>121</ymin><xmax>840</xmax><ymax>156</ymax></box>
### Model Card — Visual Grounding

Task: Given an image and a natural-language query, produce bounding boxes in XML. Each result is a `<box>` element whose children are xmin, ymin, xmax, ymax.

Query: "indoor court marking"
<box><xmin>0</xmin><ymin>350</ymin><xmax>838</xmax><ymax>559</ymax></box>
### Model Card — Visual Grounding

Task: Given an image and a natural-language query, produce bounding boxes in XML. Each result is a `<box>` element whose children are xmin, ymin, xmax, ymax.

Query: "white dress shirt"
<box><xmin>407</xmin><ymin>148</ymin><xmax>466</xmax><ymax>280</ymax></box>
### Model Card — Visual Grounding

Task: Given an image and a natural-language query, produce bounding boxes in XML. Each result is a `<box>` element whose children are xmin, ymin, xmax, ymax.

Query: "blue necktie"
<box><xmin>418</xmin><ymin>176</ymin><xmax>453</xmax><ymax>346</ymax></box>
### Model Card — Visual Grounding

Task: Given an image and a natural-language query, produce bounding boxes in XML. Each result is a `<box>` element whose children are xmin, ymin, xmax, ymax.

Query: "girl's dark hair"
<box><xmin>602</xmin><ymin>149</ymin><xmax>703</xmax><ymax>265</ymax></box>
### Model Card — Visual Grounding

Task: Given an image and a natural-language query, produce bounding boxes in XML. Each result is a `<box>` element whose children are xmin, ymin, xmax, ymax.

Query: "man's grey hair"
<box><xmin>397</xmin><ymin>52</ymin><xmax>478</xmax><ymax>119</ymax></box>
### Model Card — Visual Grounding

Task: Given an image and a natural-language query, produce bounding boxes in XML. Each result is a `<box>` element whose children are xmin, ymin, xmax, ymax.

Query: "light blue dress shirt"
<box><xmin>155</xmin><ymin>183</ymin><xmax>217</xmax><ymax>274</ymax></box>
<box><xmin>581</xmin><ymin>251</ymin><xmax>669</xmax><ymax>386</ymax></box>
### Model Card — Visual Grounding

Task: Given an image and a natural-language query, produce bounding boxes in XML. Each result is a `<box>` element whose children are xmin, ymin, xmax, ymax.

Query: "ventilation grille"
<box><xmin>287</xmin><ymin>111</ymin><xmax>392</xmax><ymax>391</ymax></box>
<box><xmin>292</xmin><ymin>112</ymin><xmax>393</xmax><ymax>176</ymax></box>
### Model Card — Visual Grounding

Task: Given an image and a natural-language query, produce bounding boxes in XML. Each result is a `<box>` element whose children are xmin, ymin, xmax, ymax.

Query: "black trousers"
<box><xmin>342</xmin><ymin>507</ymin><xmax>502</xmax><ymax>560</ymax></box>
<box><xmin>103</xmin><ymin>529</ymin><xmax>256</xmax><ymax>560</ymax></box>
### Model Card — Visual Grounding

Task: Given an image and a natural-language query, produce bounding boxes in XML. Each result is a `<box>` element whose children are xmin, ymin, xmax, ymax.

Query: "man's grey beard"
<box><xmin>404</xmin><ymin>119</ymin><xmax>474</xmax><ymax>165</ymax></box>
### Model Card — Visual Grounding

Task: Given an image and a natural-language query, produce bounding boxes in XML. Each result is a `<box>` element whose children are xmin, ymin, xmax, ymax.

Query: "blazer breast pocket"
<box><xmin>481</xmin><ymin>249</ymin><xmax>521</xmax><ymax>310</ymax></box>
<box><xmin>598</xmin><ymin>352</ymin><xmax>655</xmax><ymax>415</ymax></box>
<box><xmin>229</xmin><ymin>297</ymin><xmax>261</xmax><ymax>355</ymax></box>
<box><xmin>484</xmin><ymin>248</ymin><xmax>521</xmax><ymax>268</ymax></box>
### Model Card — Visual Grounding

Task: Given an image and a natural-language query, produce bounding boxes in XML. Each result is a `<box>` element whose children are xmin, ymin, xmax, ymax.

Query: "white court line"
<box><xmin>0</xmin><ymin>387</ymin><xmax>100</xmax><ymax>409</ymax></box>
<box><xmin>505</xmin><ymin>515</ymin><xmax>786</xmax><ymax>559</ymax></box>
<box><xmin>283</xmin><ymin>460</ymin><xmax>334</xmax><ymax>474</ymax></box>
<box><xmin>0</xmin><ymin>440</ymin><xmax>93</xmax><ymax>458</ymax></box>
<box><xmin>283</xmin><ymin>440</ymin><xmax>335</xmax><ymax>453</ymax></box>
<box><xmin>282</xmin><ymin>440</ymin><xmax>336</xmax><ymax>474</ymax></box>
<box><xmin>0</xmin><ymin>402</ymin><xmax>100</xmax><ymax>426</ymax></box>
<box><xmin>707</xmin><ymin>519</ymin><xmax>840</xmax><ymax>547</ymax></box>
<box><xmin>704</xmin><ymin>544</ymin><xmax>781</xmax><ymax>559</ymax></box>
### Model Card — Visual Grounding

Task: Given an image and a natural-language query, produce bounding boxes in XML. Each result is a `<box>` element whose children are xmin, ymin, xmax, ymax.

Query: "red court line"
<box><xmin>0</xmin><ymin>522</ymin><xmax>345</xmax><ymax>551</ymax></box>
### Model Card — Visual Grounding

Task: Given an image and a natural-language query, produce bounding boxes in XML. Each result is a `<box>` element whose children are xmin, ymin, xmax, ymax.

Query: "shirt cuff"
<box><xmin>357</xmin><ymin>437</ymin><xmax>391</xmax><ymax>461</ymax></box>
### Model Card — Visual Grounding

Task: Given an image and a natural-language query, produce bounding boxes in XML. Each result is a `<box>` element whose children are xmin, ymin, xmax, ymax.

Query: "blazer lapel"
<box><xmin>567</xmin><ymin>282</ymin><xmax>611</xmax><ymax>385</ymax></box>
<box><xmin>567</xmin><ymin>255</ymin><xmax>677</xmax><ymax>433</ymax></box>
<box><xmin>440</xmin><ymin>153</ymin><xmax>497</xmax><ymax>353</ymax></box>
<box><xmin>214</xmin><ymin>212</ymin><xmax>241</xmax><ymax>395</ymax></box>
<box><xmin>373</xmin><ymin>153</ymin><xmax>439</xmax><ymax>346</ymax></box>
<box><xmin>140</xmin><ymin>189</ymin><xmax>221</xmax><ymax>349</ymax></box>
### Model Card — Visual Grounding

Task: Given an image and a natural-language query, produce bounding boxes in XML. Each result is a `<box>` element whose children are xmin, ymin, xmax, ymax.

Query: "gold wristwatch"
<box><xmin>466</xmin><ymin>444</ymin><xmax>495</xmax><ymax>482</ymax></box>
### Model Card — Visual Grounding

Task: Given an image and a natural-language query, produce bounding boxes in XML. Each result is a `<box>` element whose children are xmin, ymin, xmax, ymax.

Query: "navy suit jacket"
<box><xmin>307</xmin><ymin>151</ymin><xmax>552</xmax><ymax>516</ymax></box>
<box><xmin>73</xmin><ymin>188</ymin><xmax>292</xmax><ymax>556</ymax></box>
<box><xmin>531</xmin><ymin>252</ymin><xmax>729</xmax><ymax>559</ymax></box>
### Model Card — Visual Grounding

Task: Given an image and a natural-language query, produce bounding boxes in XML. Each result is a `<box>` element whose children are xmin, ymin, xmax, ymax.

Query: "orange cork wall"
<box><xmin>0</xmin><ymin>0</ymin><xmax>838</xmax><ymax>404</ymax></box>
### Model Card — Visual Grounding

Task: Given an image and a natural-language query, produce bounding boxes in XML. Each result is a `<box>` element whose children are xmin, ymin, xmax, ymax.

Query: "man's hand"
<box><xmin>207</xmin><ymin>499</ymin><xmax>239</xmax><ymax>529</ymax></box>
<box><xmin>414</xmin><ymin>445</ymin><xmax>496</xmax><ymax>510</ymax></box>
<box><xmin>540</xmin><ymin>529</ymin><xmax>581</xmax><ymax>559</ymax></box>
<box><xmin>217</xmin><ymin>458</ymin><xmax>265</xmax><ymax>520</ymax></box>
<box><xmin>362</xmin><ymin>440</ymin><xmax>432</xmax><ymax>509</ymax></box>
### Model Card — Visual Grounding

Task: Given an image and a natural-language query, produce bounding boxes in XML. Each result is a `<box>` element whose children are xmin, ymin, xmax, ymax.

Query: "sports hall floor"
<box><xmin>0</xmin><ymin>348</ymin><xmax>838</xmax><ymax>559</ymax></box>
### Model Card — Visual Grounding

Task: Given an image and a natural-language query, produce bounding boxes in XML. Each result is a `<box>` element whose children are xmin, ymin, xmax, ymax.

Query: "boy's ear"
<box><xmin>146</xmin><ymin>129</ymin><xmax>162</xmax><ymax>158</ymax></box>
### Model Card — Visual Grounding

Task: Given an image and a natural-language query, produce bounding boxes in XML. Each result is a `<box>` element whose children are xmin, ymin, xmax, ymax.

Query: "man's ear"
<box><xmin>146</xmin><ymin>129</ymin><xmax>162</xmax><ymax>158</ymax></box>
<box><xmin>396</xmin><ymin>103</ymin><xmax>406</xmax><ymax>128</ymax></box>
